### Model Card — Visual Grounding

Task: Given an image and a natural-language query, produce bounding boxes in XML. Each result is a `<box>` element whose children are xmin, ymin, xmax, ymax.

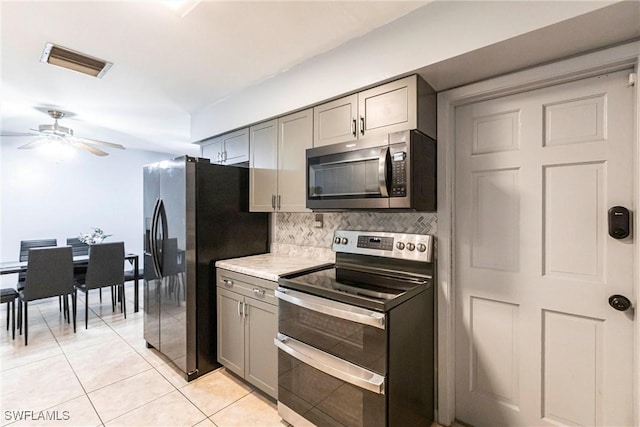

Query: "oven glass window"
<box><xmin>279</xmin><ymin>299</ymin><xmax>387</xmax><ymax>374</ymax></box>
<box><xmin>278</xmin><ymin>349</ymin><xmax>385</xmax><ymax>427</ymax></box>
<box><xmin>308</xmin><ymin>148</ymin><xmax>388</xmax><ymax>199</ymax></box>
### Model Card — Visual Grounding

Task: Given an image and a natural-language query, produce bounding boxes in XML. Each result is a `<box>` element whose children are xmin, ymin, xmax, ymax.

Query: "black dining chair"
<box><xmin>17</xmin><ymin>246</ymin><xmax>76</xmax><ymax>345</ymax></box>
<box><xmin>69</xmin><ymin>238</ymin><xmax>124</xmax><ymax>305</ymax></box>
<box><xmin>66</xmin><ymin>237</ymin><xmax>90</xmax><ymax>257</ymax></box>
<box><xmin>1</xmin><ymin>288</ymin><xmax>19</xmax><ymax>340</ymax></box>
<box><xmin>18</xmin><ymin>239</ymin><xmax>57</xmax><ymax>286</ymax></box>
<box><xmin>124</xmin><ymin>268</ymin><xmax>144</xmax><ymax>284</ymax></box>
<box><xmin>66</xmin><ymin>237</ymin><xmax>92</xmax><ymax>299</ymax></box>
<box><xmin>75</xmin><ymin>241</ymin><xmax>126</xmax><ymax>329</ymax></box>
<box><xmin>18</xmin><ymin>239</ymin><xmax>69</xmax><ymax>322</ymax></box>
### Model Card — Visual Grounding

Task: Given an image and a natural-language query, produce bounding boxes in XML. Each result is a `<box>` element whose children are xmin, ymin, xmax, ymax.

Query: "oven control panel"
<box><xmin>332</xmin><ymin>230</ymin><xmax>433</xmax><ymax>262</ymax></box>
<box><xmin>357</xmin><ymin>235</ymin><xmax>394</xmax><ymax>251</ymax></box>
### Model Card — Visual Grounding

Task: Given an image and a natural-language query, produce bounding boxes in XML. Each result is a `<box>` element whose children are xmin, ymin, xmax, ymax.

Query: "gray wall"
<box><xmin>0</xmin><ymin>138</ymin><xmax>171</xmax><ymax>286</ymax></box>
<box><xmin>192</xmin><ymin>1</ymin><xmax>610</xmax><ymax>140</ymax></box>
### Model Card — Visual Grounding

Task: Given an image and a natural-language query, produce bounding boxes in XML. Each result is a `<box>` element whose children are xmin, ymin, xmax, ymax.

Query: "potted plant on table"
<box><xmin>79</xmin><ymin>227</ymin><xmax>112</xmax><ymax>244</ymax></box>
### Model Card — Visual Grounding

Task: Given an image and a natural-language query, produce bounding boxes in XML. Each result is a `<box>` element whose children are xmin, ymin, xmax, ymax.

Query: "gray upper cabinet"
<box><xmin>277</xmin><ymin>109</ymin><xmax>312</xmax><ymax>212</ymax></box>
<box><xmin>313</xmin><ymin>93</ymin><xmax>358</xmax><ymax>147</ymax></box>
<box><xmin>249</xmin><ymin>109</ymin><xmax>312</xmax><ymax>212</ymax></box>
<box><xmin>249</xmin><ymin>119</ymin><xmax>278</xmax><ymax>212</ymax></box>
<box><xmin>201</xmin><ymin>127</ymin><xmax>249</xmax><ymax>165</ymax></box>
<box><xmin>201</xmin><ymin>138</ymin><xmax>223</xmax><ymax>163</ymax></box>
<box><xmin>313</xmin><ymin>75</ymin><xmax>435</xmax><ymax>147</ymax></box>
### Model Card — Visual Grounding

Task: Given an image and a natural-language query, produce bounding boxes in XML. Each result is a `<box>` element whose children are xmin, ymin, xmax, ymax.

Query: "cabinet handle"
<box><xmin>271</xmin><ymin>194</ymin><xmax>276</xmax><ymax>210</ymax></box>
<box><xmin>238</xmin><ymin>300</ymin><xmax>242</xmax><ymax>317</ymax></box>
<box><xmin>243</xmin><ymin>301</ymin><xmax>248</xmax><ymax>318</ymax></box>
<box><xmin>277</xmin><ymin>195</ymin><xmax>281</xmax><ymax>210</ymax></box>
<box><xmin>222</xmin><ymin>279</ymin><xmax>234</xmax><ymax>287</ymax></box>
<box><xmin>223</xmin><ymin>151</ymin><xmax>227</xmax><ymax>162</ymax></box>
<box><xmin>360</xmin><ymin>116</ymin><xmax>365</xmax><ymax>136</ymax></box>
<box><xmin>253</xmin><ymin>288</ymin><xmax>266</xmax><ymax>297</ymax></box>
<box><xmin>351</xmin><ymin>119</ymin><xmax>356</xmax><ymax>137</ymax></box>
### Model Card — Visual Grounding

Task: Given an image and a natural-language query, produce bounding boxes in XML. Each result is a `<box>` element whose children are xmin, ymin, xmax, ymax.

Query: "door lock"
<box><xmin>608</xmin><ymin>206</ymin><xmax>631</xmax><ymax>239</ymax></box>
<box><xmin>608</xmin><ymin>294</ymin><xmax>632</xmax><ymax>312</ymax></box>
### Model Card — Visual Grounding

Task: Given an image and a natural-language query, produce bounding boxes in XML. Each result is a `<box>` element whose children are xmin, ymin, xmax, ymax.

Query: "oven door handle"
<box><xmin>275</xmin><ymin>287</ymin><xmax>385</xmax><ymax>329</ymax></box>
<box><xmin>275</xmin><ymin>333</ymin><xmax>386</xmax><ymax>395</ymax></box>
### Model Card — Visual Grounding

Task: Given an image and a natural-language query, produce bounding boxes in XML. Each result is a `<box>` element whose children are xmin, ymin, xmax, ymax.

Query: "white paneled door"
<box><xmin>455</xmin><ymin>70</ymin><xmax>635</xmax><ymax>426</ymax></box>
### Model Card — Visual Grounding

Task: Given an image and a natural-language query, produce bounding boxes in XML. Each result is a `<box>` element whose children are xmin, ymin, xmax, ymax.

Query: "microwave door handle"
<box><xmin>378</xmin><ymin>147</ymin><xmax>389</xmax><ymax>197</ymax></box>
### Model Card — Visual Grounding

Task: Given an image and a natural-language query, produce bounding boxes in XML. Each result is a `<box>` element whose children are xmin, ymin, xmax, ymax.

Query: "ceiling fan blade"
<box><xmin>17</xmin><ymin>139</ymin><xmax>49</xmax><ymax>149</ymax></box>
<box><xmin>1</xmin><ymin>131</ymin><xmax>40</xmax><ymax>137</ymax></box>
<box><xmin>74</xmin><ymin>136</ymin><xmax>125</xmax><ymax>149</ymax></box>
<box><xmin>71</xmin><ymin>141</ymin><xmax>109</xmax><ymax>156</ymax></box>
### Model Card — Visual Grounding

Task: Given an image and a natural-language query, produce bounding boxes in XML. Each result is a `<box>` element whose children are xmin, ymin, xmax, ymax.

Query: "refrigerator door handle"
<box><xmin>150</xmin><ymin>198</ymin><xmax>162</xmax><ymax>278</ymax></box>
<box><xmin>155</xmin><ymin>199</ymin><xmax>168</xmax><ymax>277</ymax></box>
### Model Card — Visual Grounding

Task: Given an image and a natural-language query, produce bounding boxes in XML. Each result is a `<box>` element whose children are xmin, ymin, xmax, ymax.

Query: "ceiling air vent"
<box><xmin>40</xmin><ymin>43</ymin><xmax>112</xmax><ymax>78</ymax></box>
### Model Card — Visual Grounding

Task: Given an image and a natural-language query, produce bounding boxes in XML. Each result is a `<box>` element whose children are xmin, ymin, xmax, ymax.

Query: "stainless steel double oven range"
<box><xmin>275</xmin><ymin>230</ymin><xmax>435</xmax><ymax>427</ymax></box>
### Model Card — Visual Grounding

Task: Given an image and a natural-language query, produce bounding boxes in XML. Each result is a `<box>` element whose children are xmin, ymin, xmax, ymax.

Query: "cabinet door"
<box><xmin>244</xmin><ymin>297</ymin><xmax>278</xmax><ymax>399</ymax></box>
<box><xmin>201</xmin><ymin>138</ymin><xmax>224</xmax><ymax>164</ymax></box>
<box><xmin>278</xmin><ymin>109</ymin><xmax>312</xmax><ymax>212</ymax></box>
<box><xmin>313</xmin><ymin>93</ymin><xmax>358</xmax><ymax>147</ymax></box>
<box><xmin>222</xmin><ymin>128</ymin><xmax>249</xmax><ymax>164</ymax></box>
<box><xmin>249</xmin><ymin>120</ymin><xmax>278</xmax><ymax>212</ymax></box>
<box><xmin>358</xmin><ymin>75</ymin><xmax>417</xmax><ymax>139</ymax></box>
<box><xmin>217</xmin><ymin>288</ymin><xmax>245</xmax><ymax>377</ymax></box>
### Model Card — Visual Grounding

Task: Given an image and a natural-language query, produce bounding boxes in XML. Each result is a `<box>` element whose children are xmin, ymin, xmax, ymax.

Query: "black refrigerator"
<box><xmin>143</xmin><ymin>156</ymin><xmax>269</xmax><ymax>381</ymax></box>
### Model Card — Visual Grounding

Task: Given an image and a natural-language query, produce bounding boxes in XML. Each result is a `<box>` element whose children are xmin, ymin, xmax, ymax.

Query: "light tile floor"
<box><xmin>0</xmin><ymin>283</ymin><xmax>286</xmax><ymax>427</ymax></box>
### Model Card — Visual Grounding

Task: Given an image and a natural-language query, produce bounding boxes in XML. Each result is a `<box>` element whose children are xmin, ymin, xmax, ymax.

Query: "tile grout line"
<box><xmin>3</xmin><ymin>287</ymin><xmax>273</xmax><ymax>427</ymax></box>
<box><xmin>38</xmin><ymin>301</ymin><xmax>109</xmax><ymax>427</ymax></box>
<box><xmin>0</xmin><ymin>306</ymin><xmax>56</xmax><ymax>427</ymax></box>
<box><xmin>1</xmin><ymin>301</ymin><xmax>109</xmax><ymax>426</ymax></box>
<box><xmin>174</xmin><ymin>376</ymin><xmax>236</xmax><ymax>424</ymax></box>
<box><xmin>175</xmin><ymin>377</ymin><xmax>254</xmax><ymax>424</ymax></box>
<box><xmin>75</xmin><ymin>289</ymin><xmax>201</xmax><ymax>425</ymax></box>
<box><xmin>29</xmin><ymin>292</ymin><xmax>143</xmax><ymax>426</ymax></box>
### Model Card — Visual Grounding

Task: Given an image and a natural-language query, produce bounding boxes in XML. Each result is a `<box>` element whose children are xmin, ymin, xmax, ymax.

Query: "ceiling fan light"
<box><xmin>38</xmin><ymin>123</ymin><xmax>73</xmax><ymax>137</ymax></box>
<box><xmin>16</xmin><ymin>109</ymin><xmax>123</xmax><ymax>156</ymax></box>
<box><xmin>40</xmin><ymin>43</ymin><xmax>113</xmax><ymax>78</ymax></box>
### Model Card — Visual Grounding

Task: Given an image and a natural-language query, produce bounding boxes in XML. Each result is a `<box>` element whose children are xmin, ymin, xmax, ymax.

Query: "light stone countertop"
<box><xmin>215</xmin><ymin>253</ymin><xmax>333</xmax><ymax>282</ymax></box>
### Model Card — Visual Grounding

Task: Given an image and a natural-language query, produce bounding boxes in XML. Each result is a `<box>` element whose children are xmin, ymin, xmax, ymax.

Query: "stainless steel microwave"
<box><xmin>306</xmin><ymin>130</ymin><xmax>436</xmax><ymax>210</ymax></box>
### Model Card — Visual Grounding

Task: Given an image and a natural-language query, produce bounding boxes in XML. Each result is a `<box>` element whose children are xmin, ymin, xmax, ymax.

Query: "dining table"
<box><xmin>0</xmin><ymin>253</ymin><xmax>140</xmax><ymax>313</ymax></box>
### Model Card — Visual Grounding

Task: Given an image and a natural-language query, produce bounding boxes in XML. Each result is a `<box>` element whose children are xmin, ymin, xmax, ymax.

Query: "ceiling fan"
<box><xmin>2</xmin><ymin>109</ymin><xmax>125</xmax><ymax>156</ymax></box>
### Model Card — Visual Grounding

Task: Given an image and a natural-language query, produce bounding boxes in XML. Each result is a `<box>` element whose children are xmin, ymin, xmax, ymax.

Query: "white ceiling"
<box><xmin>0</xmin><ymin>0</ymin><xmax>428</xmax><ymax>154</ymax></box>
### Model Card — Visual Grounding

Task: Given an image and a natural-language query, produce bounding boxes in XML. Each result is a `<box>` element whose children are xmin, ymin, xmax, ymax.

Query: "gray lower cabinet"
<box><xmin>216</xmin><ymin>269</ymin><xmax>278</xmax><ymax>398</ymax></box>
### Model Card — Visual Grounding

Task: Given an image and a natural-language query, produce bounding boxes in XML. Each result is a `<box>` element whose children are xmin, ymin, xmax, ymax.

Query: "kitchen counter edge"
<box><xmin>215</xmin><ymin>253</ymin><xmax>333</xmax><ymax>282</ymax></box>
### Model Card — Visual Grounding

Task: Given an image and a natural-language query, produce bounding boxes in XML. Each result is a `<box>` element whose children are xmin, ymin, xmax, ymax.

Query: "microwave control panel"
<box><xmin>390</xmin><ymin>150</ymin><xmax>407</xmax><ymax>197</ymax></box>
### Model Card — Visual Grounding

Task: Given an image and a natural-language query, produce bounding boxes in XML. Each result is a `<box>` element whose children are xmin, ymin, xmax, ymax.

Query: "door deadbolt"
<box><xmin>608</xmin><ymin>206</ymin><xmax>631</xmax><ymax>239</ymax></box>
<box><xmin>609</xmin><ymin>294</ymin><xmax>632</xmax><ymax>312</ymax></box>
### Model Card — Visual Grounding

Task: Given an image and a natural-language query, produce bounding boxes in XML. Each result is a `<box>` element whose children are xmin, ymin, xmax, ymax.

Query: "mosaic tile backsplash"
<box><xmin>273</xmin><ymin>212</ymin><xmax>437</xmax><ymax>249</ymax></box>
